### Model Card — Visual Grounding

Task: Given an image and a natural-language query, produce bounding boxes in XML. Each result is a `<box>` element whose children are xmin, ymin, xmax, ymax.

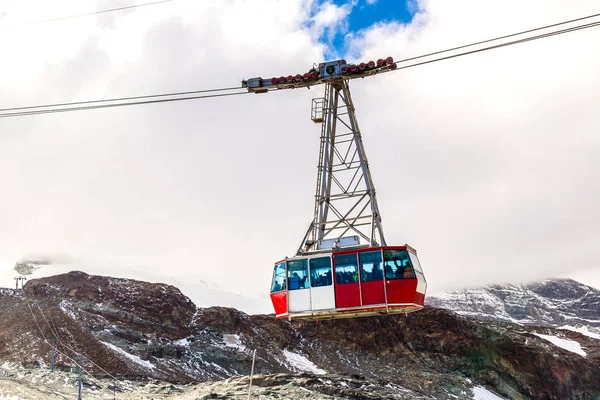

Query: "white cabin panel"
<box><xmin>288</xmin><ymin>288</ymin><xmax>311</xmax><ymax>312</ymax></box>
<box><xmin>416</xmin><ymin>279</ymin><xmax>427</xmax><ymax>294</ymax></box>
<box><xmin>310</xmin><ymin>285</ymin><xmax>335</xmax><ymax>311</ymax></box>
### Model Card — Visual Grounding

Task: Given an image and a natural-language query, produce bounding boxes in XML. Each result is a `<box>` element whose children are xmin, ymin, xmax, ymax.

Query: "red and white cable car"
<box><xmin>270</xmin><ymin>245</ymin><xmax>426</xmax><ymax>320</ymax></box>
<box><xmin>244</xmin><ymin>58</ymin><xmax>427</xmax><ymax>321</ymax></box>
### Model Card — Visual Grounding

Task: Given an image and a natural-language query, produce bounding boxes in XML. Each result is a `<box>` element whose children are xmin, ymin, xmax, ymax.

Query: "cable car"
<box><xmin>270</xmin><ymin>244</ymin><xmax>426</xmax><ymax>320</ymax></box>
<box><xmin>243</xmin><ymin>58</ymin><xmax>428</xmax><ymax>320</ymax></box>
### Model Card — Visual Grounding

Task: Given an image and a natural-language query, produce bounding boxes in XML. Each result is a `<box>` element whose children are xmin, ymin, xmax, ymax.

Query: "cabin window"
<box><xmin>359</xmin><ymin>250</ymin><xmax>383</xmax><ymax>282</ymax></box>
<box><xmin>310</xmin><ymin>257</ymin><xmax>333</xmax><ymax>288</ymax></box>
<box><xmin>408</xmin><ymin>252</ymin><xmax>426</xmax><ymax>282</ymax></box>
<box><xmin>270</xmin><ymin>262</ymin><xmax>287</xmax><ymax>293</ymax></box>
<box><xmin>287</xmin><ymin>259</ymin><xmax>309</xmax><ymax>290</ymax></box>
<box><xmin>384</xmin><ymin>249</ymin><xmax>415</xmax><ymax>280</ymax></box>
<box><xmin>334</xmin><ymin>253</ymin><xmax>359</xmax><ymax>284</ymax></box>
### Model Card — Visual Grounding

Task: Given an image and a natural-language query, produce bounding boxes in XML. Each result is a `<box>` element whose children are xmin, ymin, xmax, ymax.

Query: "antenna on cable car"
<box><xmin>243</xmin><ymin>57</ymin><xmax>427</xmax><ymax>321</ymax></box>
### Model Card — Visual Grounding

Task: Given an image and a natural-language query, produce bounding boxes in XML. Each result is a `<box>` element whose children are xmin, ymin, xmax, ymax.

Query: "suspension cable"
<box><xmin>0</xmin><ymin>0</ymin><xmax>172</xmax><ymax>30</ymax></box>
<box><xmin>0</xmin><ymin>86</ymin><xmax>245</xmax><ymax>114</ymax></box>
<box><xmin>0</xmin><ymin>90</ymin><xmax>250</xmax><ymax>118</ymax></box>
<box><xmin>32</xmin><ymin>299</ymin><xmax>122</xmax><ymax>382</ymax></box>
<box><xmin>1</xmin><ymin>12</ymin><xmax>599</xmax><ymax>118</ymax></box>
<box><xmin>391</xmin><ymin>12</ymin><xmax>600</xmax><ymax>67</ymax></box>
<box><xmin>392</xmin><ymin>20</ymin><xmax>600</xmax><ymax>71</ymax></box>
<box><xmin>22</xmin><ymin>291</ymin><xmax>117</xmax><ymax>392</ymax></box>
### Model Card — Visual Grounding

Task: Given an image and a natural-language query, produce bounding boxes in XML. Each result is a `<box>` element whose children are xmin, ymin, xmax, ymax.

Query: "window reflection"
<box><xmin>270</xmin><ymin>262</ymin><xmax>286</xmax><ymax>293</ymax></box>
<box><xmin>287</xmin><ymin>259</ymin><xmax>309</xmax><ymax>290</ymax></box>
<box><xmin>310</xmin><ymin>257</ymin><xmax>332</xmax><ymax>287</ymax></box>
<box><xmin>384</xmin><ymin>250</ymin><xmax>415</xmax><ymax>280</ymax></box>
<box><xmin>334</xmin><ymin>253</ymin><xmax>359</xmax><ymax>284</ymax></box>
<box><xmin>359</xmin><ymin>250</ymin><xmax>383</xmax><ymax>282</ymax></box>
<box><xmin>408</xmin><ymin>252</ymin><xmax>426</xmax><ymax>282</ymax></box>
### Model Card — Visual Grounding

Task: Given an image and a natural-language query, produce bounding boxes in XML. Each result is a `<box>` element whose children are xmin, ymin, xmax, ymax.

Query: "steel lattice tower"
<box><xmin>297</xmin><ymin>79</ymin><xmax>386</xmax><ymax>255</ymax></box>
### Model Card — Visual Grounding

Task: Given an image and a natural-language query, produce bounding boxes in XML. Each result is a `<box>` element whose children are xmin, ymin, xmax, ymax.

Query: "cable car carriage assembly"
<box><xmin>243</xmin><ymin>58</ymin><xmax>427</xmax><ymax>321</ymax></box>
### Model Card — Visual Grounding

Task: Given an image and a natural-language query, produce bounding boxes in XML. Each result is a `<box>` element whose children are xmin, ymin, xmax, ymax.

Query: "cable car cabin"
<box><xmin>269</xmin><ymin>245</ymin><xmax>426</xmax><ymax>321</ymax></box>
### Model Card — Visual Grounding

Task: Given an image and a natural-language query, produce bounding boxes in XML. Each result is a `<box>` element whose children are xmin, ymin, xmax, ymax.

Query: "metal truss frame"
<box><xmin>297</xmin><ymin>79</ymin><xmax>386</xmax><ymax>255</ymax></box>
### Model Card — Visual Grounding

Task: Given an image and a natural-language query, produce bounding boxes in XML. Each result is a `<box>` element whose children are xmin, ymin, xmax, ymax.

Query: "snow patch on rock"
<box><xmin>282</xmin><ymin>350</ymin><xmax>326</xmax><ymax>375</ymax></box>
<box><xmin>58</xmin><ymin>300</ymin><xmax>77</xmax><ymax>320</ymax></box>
<box><xmin>559</xmin><ymin>325</ymin><xmax>600</xmax><ymax>340</ymax></box>
<box><xmin>101</xmin><ymin>342</ymin><xmax>155</xmax><ymax>369</ymax></box>
<box><xmin>223</xmin><ymin>334</ymin><xmax>247</xmax><ymax>352</ymax></box>
<box><xmin>472</xmin><ymin>386</ymin><xmax>507</xmax><ymax>400</ymax></box>
<box><xmin>533</xmin><ymin>333</ymin><xmax>587</xmax><ymax>357</ymax></box>
<box><xmin>174</xmin><ymin>338</ymin><xmax>190</xmax><ymax>347</ymax></box>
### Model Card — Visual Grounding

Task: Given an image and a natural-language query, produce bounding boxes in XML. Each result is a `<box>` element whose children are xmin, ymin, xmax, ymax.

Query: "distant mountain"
<box><xmin>426</xmin><ymin>279</ymin><xmax>600</xmax><ymax>334</ymax></box>
<box><xmin>0</xmin><ymin>272</ymin><xmax>598</xmax><ymax>399</ymax></box>
<box><xmin>2</xmin><ymin>257</ymin><xmax>271</xmax><ymax>314</ymax></box>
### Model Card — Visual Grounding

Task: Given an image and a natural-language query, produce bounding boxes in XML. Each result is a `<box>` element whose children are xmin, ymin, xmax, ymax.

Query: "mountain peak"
<box><xmin>427</xmin><ymin>278</ymin><xmax>600</xmax><ymax>330</ymax></box>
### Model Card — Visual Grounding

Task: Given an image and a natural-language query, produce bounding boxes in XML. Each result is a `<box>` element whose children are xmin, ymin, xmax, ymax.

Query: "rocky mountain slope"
<box><xmin>0</xmin><ymin>272</ymin><xmax>599</xmax><ymax>399</ymax></box>
<box><xmin>1</xmin><ymin>257</ymin><xmax>271</xmax><ymax>315</ymax></box>
<box><xmin>426</xmin><ymin>279</ymin><xmax>600</xmax><ymax>333</ymax></box>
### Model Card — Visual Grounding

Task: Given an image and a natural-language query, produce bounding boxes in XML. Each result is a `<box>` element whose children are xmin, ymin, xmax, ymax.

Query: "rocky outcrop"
<box><xmin>0</xmin><ymin>272</ymin><xmax>598</xmax><ymax>399</ymax></box>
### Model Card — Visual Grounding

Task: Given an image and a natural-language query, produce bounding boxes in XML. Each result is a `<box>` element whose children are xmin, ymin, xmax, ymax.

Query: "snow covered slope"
<box><xmin>426</xmin><ymin>279</ymin><xmax>600</xmax><ymax>335</ymax></box>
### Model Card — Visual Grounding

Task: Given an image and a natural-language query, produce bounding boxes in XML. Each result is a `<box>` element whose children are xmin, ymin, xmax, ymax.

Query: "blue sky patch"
<box><xmin>317</xmin><ymin>0</ymin><xmax>417</xmax><ymax>59</ymax></box>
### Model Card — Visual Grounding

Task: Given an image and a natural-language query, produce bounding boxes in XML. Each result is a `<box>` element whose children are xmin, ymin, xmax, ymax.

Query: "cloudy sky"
<box><xmin>0</xmin><ymin>0</ymin><xmax>599</xmax><ymax>311</ymax></box>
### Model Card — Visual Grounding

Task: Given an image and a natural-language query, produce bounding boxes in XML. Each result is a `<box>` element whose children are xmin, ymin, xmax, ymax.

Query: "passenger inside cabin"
<box><xmin>394</xmin><ymin>264</ymin><xmax>404</xmax><ymax>279</ymax></box>
<box><xmin>401</xmin><ymin>257</ymin><xmax>415</xmax><ymax>278</ymax></box>
<box><xmin>289</xmin><ymin>272</ymin><xmax>300</xmax><ymax>290</ymax></box>
<box><xmin>371</xmin><ymin>267</ymin><xmax>383</xmax><ymax>281</ymax></box>
<box><xmin>299</xmin><ymin>274</ymin><xmax>307</xmax><ymax>289</ymax></box>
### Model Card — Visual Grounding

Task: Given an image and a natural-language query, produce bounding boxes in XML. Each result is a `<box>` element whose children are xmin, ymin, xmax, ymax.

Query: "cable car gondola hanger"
<box><xmin>243</xmin><ymin>58</ymin><xmax>427</xmax><ymax>321</ymax></box>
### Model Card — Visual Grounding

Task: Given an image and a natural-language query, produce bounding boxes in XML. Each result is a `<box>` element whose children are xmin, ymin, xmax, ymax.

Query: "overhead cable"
<box><xmin>33</xmin><ymin>300</ymin><xmax>121</xmax><ymax>382</ymax></box>
<box><xmin>0</xmin><ymin>91</ymin><xmax>250</xmax><ymax>118</ymax></box>
<box><xmin>22</xmin><ymin>293</ymin><xmax>112</xmax><ymax>392</ymax></box>
<box><xmin>1</xmin><ymin>13</ymin><xmax>599</xmax><ymax>118</ymax></box>
<box><xmin>0</xmin><ymin>0</ymin><xmax>172</xmax><ymax>30</ymax></box>
<box><xmin>393</xmin><ymin>20</ymin><xmax>600</xmax><ymax>71</ymax></box>
<box><xmin>0</xmin><ymin>86</ymin><xmax>245</xmax><ymax>114</ymax></box>
<box><xmin>392</xmin><ymin>12</ymin><xmax>600</xmax><ymax>66</ymax></box>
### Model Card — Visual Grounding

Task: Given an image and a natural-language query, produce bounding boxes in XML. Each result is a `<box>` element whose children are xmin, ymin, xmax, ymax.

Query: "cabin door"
<box><xmin>309</xmin><ymin>256</ymin><xmax>335</xmax><ymax>311</ymax></box>
<box><xmin>287</xmin><ymin>259</ymin><xmax>311</xmax><ymax>312</ymax></box>
<box><xmin>358</xmin><ymin>250</ymin><xmax>385</xmax><ymax>306</ymax></box>
<box><xmin>333</xmin><ymin>252</ymin><xmax>361</xmax><ymax>309</ymax></box>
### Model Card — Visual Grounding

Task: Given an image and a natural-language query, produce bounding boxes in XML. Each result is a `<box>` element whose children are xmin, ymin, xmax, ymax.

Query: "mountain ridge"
<box><xmin>426</xmin><ymin>278</ymin><xmax>600</xmax><ymax>335</ymax></box>
<box><xmin>0</xmin><ymin>271</ymin><xmax>598</xmax><ymax>399</ymax></box>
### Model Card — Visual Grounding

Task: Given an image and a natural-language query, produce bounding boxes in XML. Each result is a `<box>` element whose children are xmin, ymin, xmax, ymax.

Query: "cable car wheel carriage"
<box><xmin>244</xmin><ymin>58</ymin><xmax>427</xmax><ymax>321</ymax></box>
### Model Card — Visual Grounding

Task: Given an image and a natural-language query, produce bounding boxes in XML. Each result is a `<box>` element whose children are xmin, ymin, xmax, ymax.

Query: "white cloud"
<box><xmin>0</xmin><ymin>0</ymin><xmax>599</xmax><ymax>312</ymax></box>
<box><xmin>309</xmin><ymin>0</ymin><xmax>355</xmax><ymax>46</ymax></box>
<box><xmin>341</xmin><ymin>0</ymin><xmax>600</xmax><ymax>291</ymax></box>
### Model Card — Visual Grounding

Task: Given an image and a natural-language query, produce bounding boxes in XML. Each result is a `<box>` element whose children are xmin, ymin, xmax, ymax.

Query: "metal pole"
<box><xmin>78</xmin><ymin>360</ymin><xmax>83</xmax><ymax>400</ymax></box>
<box><xmin>247</xmin><ymin>349</ymin><xmax>256</xmax><ymax>400</ymax></box>
<box><xmin>50</xmin><ymin>340</ymin><xmax>58</xmax><ymax>372</ymax></box>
